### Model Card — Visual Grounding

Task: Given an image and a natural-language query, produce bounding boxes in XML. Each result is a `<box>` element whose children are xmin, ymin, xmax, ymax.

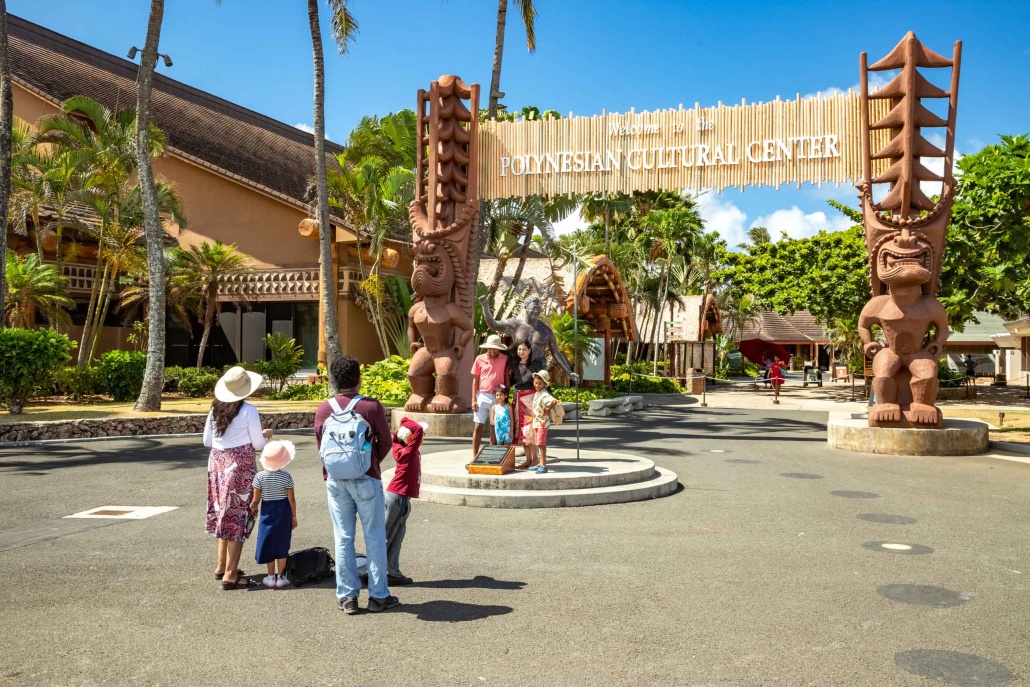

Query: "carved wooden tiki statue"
<box><xmin>857</xmin><ymin>33</ymin><xmax>961</xmax><ymax>428</ymax></box>
<box><xmin>404</xmin><ymin>76</ymin><xmax>480</xmax><ymax>413</ymax></box>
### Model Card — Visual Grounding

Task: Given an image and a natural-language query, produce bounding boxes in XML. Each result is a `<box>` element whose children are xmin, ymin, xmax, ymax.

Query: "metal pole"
<box><xmin>851</xmin><ymin>372</ymin><xmax>856</xmax><ymax>402</ymax></box>
<box><xmin>701</xmin><ymin>374</ymin><xmax>707</xmax><ymax>407</ymax></box>
<box><xmin>573</xmin><ymin>241</ymin><xmax>580</xmax><ymax>461</ymax></box>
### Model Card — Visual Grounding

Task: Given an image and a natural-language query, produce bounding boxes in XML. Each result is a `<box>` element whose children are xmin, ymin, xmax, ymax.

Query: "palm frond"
<box><xmin>327</xmin><ymin>0</ymin><xmax>359</xmax><ymax>55</ymax></box>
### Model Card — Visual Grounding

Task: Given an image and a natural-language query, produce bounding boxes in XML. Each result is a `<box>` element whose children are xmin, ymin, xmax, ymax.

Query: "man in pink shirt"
<box><xmin>470</xmin><ymin>334</ymin><xmax>509</xmax><ymax>458</ymax></box>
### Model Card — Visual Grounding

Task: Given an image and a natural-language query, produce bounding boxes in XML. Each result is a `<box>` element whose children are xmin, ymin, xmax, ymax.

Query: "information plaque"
<box><xmin>468</xmin><ymin>444</ymin><xmax>516</xmax><ymax>475</ymax></box>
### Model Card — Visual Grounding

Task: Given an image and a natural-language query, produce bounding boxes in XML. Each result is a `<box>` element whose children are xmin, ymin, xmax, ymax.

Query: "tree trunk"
<box><xmin>88</xmin><ymin>268</ymin><xmax>117</xmax><ymax>363</ymax></box>
<box><xmin>134</xmin><ymin>0</ymin><xmax>166</xmax><ymax>412</ymax></box>
<box><xmin>0</xmin><ymin>0</ymin><xmax>10</xmax><ymax>325</ymax></box>
<box><xmin>309</xmin><ymin>0</ymin><xmax>343</xmax><ymax>395</ymax></box>
<box><xmin>652</xmin><ymin>265</ymin><xmax>669</xmax><ymax>374</ymax></box>
<box><xmin>603</xmin><ymin>207</ymin><xmax>610</xmax><ymax>255</ymax></box>
<box><xmin>196</xmin><ymin>292</ymin><xmax>215</xmax><ymax>368</ymax></box>
<box><xmin>79</xmin><ymin>262</ymin><xmax>108</xmax><ymax>366</ymax></box>
<box><xmin>497</xmin><ymin>227</ymin><xmax>532</xmax><ymax>319</ymax></box>
<box><xmin>487</xmin><ymin>0</ymin><xmax>508</xmax><ymax>119</ymax></box>
<box><xmin>32</xmin><ymin>209</ymin><xmax>42</xmax><ymax>260</ymax></box>
<box><xmin>489</xmin><ymin>255</ymin><xmax>509</xmax><ymax>297</ymax></box>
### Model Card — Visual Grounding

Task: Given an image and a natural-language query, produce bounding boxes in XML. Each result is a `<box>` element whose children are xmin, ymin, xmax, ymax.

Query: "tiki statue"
<box><xmin>857</xmin><ymin>33</ymin><xmax>961</xmax><ymax>428</ymax></box>
<box><xmin>405</xmin><ymin>76</ymin><xmax>480</xmax><ymax>413</ymax></box>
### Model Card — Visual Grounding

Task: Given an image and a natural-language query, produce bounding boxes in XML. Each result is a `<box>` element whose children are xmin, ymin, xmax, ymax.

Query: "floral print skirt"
<box><xmin>205</xmin><ymin>444</ymin><xmax>256</xmax><ymax>542</ymax></box>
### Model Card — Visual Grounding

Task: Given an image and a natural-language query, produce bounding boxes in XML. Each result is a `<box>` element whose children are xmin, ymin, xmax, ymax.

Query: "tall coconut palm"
<box><xmin>132</xmin><ymin>0</ymin><xmax>168</xmax><ymax>411</ymax></box>
<box><xmin>309</xmin><ymin>0</ymin><xmax>357</xmax><ymax>393</ymax></box>
<box><xmin>175</xmin><ymin>241</ymin><xmax>250</xmax><ymax>368</ymax></box>
<box><xmin>4</xmin><ymin>250</ymin><xmax>73</xmax><ymax>328</ymax></box>
<box><xmin>0</xmin><ymin>0</ymin><xmax>11</xmax><ymax>324</ymax></box>
<box><xmin>487</xmin><ymin>0</ymin><xmax>536</xmax><ymax>119</ymax></box>
<box><xmin>581</xmin><ymin>193</ymin><xmax>632</xmax><ymax>255</ymax></box>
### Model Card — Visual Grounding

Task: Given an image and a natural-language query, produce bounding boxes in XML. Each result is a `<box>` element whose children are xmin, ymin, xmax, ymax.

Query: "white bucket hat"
<box><xmin>480</xmin><ymin>334</ymin><xmax>507</xmax><ymax>351</ymax></box>
<box><xmin>214</xmin><ymin>366</ymin><xmax>263</xmax><ymax>402</ymax></box>
<box><xmin>532</xmin><ymin>370</ymin><xmax>551</xmax><ymax>386</ymax></box>
<box><xmin>259</xmin><ymin>440</ymin><xmax>296</xmax><ymax>471</ymax></box>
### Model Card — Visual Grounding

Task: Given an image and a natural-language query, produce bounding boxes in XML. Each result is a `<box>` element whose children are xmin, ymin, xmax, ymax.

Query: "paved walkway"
<box><xmin>1</xmin><ymin>408</ymin><xmax>1027</xmax><ymax>685</ymax></box>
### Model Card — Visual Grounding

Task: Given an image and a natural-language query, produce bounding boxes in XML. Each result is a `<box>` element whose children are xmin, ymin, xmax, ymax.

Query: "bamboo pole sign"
<box><xmin>478</xmin><ymin>92</ymin><xmax>889</xmax><ymax>200</ymax></box>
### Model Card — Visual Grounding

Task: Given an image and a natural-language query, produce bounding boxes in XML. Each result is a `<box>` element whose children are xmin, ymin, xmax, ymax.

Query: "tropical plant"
<box><xmin>173</xmin><ymin>241</ymin><xmax>251</xmax><ymax>367</ymax></box>
<box><xmin>550</xmin><ymin>312</ymin><xmax>602</xmax><ymax>384</ymax></box>
<box><xmin>382</xmin><ymin>274</ymin><xmax>414</xmax><ymax>358</ymax></box>
<box><xmin>0</xmin><ymin>328</ymin><xmax>74</xmax><ymax>413</ymax></box>
<box><xmin>308</xmin><ymin>0</ymin><xmax>357</xmax><ymax>395</ymax></box>
<box><xmin>580</xmin><ymin>192</ymin><xmax>632</xmax><ymax>254</ymax></box>
<box><xmin>358</xmin><ymin>355</ymin><xmax>411</xmax><ymax>407</ymax></box>
<box><xmin>0</xmin><ymin>1</ymin><xmax>11</xmax><ymax>322</ymax></box>
<box><xmin>271</xmin><ymin>381</ymin><xmax>327</xmax><ymax>401</ymax></box>
<box><xmin>260</xmin><ymin>332</ymin><xmax>304</xmax><ymax>394</ymax></box>
<box><xmin>4</xmin><ymin>250</ymin><xmax>73</xmax><ymax>328</ymax></box>
<box><xmin>54</xmin><ymin>364</ymin><xmax>101</xmax><ymax>402</ymax></box>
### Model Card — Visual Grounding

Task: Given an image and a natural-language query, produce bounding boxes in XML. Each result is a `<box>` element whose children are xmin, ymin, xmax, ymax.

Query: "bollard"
<box><xmin>851</xmin><ymin>373</ymin><xmax>856</xmax><ymax>402</ymax></box>
<box><xmin>701</xmin><ymin>375</ymin><xmax>707</xmax><ymax>407</ymax></box>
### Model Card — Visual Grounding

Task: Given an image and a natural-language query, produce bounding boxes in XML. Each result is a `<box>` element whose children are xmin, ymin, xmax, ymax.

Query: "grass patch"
<box><xmin>946</xmin><ymin>409</ymin><xmax>1030</xmax><ymax>444</ymax></box>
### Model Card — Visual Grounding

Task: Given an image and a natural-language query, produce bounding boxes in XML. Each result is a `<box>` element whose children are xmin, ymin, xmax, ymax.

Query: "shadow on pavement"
<box><xmin>397</xmin><ymin>600</ymin><xmax>514</xmax><ymax>622</ymax></box>
<box><xmin>409</xmin><ymin>575</ymin><xmax>526</xmax><ymax>591</ymax></box>
<box><xmin>0</xmin><ymin>437</ymin><xmax>210</xmax><ymax>474</ymax></box>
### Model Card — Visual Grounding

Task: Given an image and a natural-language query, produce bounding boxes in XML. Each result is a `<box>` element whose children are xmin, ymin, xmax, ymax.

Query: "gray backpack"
<box><xmin>320</xmin><ymin>396</ymin><xmax>372</xmax><ymax>480</ymax></box>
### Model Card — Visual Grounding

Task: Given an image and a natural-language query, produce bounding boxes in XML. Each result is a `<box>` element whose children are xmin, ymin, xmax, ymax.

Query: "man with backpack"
<box><xmin>315</xmin><ymin>356</ymin><xmax>398</xmax><ymax>615</ymax></box>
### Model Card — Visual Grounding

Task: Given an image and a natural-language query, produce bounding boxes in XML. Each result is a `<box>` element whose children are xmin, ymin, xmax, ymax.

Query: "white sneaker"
<box><xmin>275</xmin><ymin>575</ymin><xmax>291</xmax><ymax>589</ymax></box>
<box><xmin>262</xmin><ymin>574</ymin><xmax>277</xmax><ymax>588</ymax></box>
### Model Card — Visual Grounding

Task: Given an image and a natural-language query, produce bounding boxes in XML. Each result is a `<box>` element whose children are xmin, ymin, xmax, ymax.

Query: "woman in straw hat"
<box><xmin>204</xmin><ymin>366</ymin><xmax>272</xmax><ymax>590</ymax></box>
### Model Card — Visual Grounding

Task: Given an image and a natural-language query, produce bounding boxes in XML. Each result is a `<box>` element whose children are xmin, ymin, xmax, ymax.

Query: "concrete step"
<box><xmin>412</xmin><ymin>468</ymin><xmax>679</xmax><ymax>509</ymax></box>
<box><xmin>414</xmin><ymin>449</ymin><xmax>658</xmax><ymax>491</ymax></box>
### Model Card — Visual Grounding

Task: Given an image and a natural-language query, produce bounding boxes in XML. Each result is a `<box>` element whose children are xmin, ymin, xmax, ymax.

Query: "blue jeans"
<box><xmin>326</xmin><ymin>476</ymin><xmax>390</xmax><ymax>601</ymax></box>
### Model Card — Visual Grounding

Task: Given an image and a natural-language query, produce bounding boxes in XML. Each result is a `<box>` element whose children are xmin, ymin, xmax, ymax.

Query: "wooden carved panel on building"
<box><xmin>857</xmin><ymin>33</ymin><xmax>961</xmax><ymax>428</ymax></box>
<box><xmin>405</xmin><ymin>76</ymin><xmax>480</xmax><ymax>413</ymax></box>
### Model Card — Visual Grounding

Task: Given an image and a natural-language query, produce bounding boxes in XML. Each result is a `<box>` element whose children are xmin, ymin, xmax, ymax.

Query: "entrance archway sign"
<box><xmin>402</xmin><ymin>33</ymin><xmax>961</xmax><ymax>434</ymax></box>
<box><xmin>479</xmin><ymin>93</ymin><xmax>891</xmax><ymax>199</ymax></box>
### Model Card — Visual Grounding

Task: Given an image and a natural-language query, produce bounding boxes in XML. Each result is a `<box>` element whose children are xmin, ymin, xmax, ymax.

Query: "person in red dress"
<box><xmin>769</xmin><ymin>356</ymin><xmax>786</xmax><ymax>389</ymax></box>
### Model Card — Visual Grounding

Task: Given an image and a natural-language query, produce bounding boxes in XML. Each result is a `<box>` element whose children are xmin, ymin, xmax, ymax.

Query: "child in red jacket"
<box><xmin>384</xmin><ymin>418</ymin><xmax>426</xmax><ymax>586</ymax></box>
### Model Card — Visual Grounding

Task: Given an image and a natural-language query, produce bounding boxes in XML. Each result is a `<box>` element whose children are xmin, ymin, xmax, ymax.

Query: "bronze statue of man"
<box><xmin>479</xmin><ymin>294</ymin><xmax>578</xmax><ymax>384</ymax></box>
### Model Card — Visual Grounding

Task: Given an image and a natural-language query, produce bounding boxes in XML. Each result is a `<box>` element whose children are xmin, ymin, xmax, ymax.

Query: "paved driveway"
<box><xmin>0</xmin><ymin>407</ymin><xmax>1027</xmax><ymax>686</ymax></box>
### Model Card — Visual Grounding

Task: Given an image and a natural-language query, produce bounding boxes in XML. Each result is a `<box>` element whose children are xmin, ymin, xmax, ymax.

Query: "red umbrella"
<box><xmin>737</xmin><ymin>339</ymin><xmax>793</xmax><ymax>366</ymax></box>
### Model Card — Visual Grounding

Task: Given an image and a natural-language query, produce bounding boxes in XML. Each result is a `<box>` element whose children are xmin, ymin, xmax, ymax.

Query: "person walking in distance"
<box><xmin>470</xmin><ymin>334</ymin><xmax>509</xmax><ymax>458</ymax></box>
<box><xmin>384</xmin><ymin>418</ymin><xmax>427</xmax><ymax>586</ymax></box>
<box><xmin>315</xmin><ymin>356</ymin><xmax>397</xmax><ymax>615</ymax></box>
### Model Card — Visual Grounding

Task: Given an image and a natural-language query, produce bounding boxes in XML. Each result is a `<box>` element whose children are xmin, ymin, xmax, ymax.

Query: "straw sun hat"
<box><xmin>260</xmin><ymin>440</ymin><xmax>296</xmax><ymax>472</ymax></box>
<box><xmin>532</xmin><ymin>370</ymin><xmax>551</xmax><ymax>386</ymax></box>
<box><xmin>479</xmin><ymin>334</ymin><xmax>507</xmax><ymax>351</ymax></box>
<box><xmin>214</xmin><ymin>365</ymin><xmax>263</xmax><ymax>403</ymax></box>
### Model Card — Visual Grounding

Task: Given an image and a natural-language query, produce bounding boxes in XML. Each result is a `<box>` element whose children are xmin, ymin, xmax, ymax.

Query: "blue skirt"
<box><xmin>255</xmin><ymin>498</ymin><xmax>292</xmax><ymax>564</ymax></box>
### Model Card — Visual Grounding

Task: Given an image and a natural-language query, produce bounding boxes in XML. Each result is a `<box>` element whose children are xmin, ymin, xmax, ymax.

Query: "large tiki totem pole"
<box><xmin>857</xmin><ymin>33</ymin><xmax>961</xmax><ymax>428</ymax></box>
<box><xmin>404</xmin><ymin>76</ymin><xmax>480</xmax><ymax>413</ymax></box>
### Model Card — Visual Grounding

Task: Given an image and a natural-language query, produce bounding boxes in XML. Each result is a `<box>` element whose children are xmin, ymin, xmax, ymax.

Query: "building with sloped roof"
<box><xmin>8</xmin><ymin>14</ymin><xmax>409</xmax><ymax>366</ymax></box>
<box><xmin>729</xmin><ymin>309</ymin><xmax>832</xmax><ymax>367</ymax></box>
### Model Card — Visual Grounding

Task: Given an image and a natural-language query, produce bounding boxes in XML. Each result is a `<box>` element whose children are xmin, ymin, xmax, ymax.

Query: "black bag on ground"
<box><xmin>285</xmin><ymin>547</ymin><xmax>335</xmax><ymax>586</ymax></box>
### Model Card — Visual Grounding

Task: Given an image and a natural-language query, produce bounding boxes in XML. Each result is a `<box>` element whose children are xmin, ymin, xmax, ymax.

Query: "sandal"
<box><xmin>215</xmin><ymin>568</ymin><xmax>244</xmax><ymax>580</ymax></box>
<box><xmin>221</xmin><ymin>573</ymin><xmax>256</xmax><ymax>591</ymax></box>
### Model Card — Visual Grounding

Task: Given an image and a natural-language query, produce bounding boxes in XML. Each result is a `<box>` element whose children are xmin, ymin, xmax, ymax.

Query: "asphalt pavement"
<box><xmin>1</xmin><ymin>405</ymin><xmax>1028</xmax><ymax>686</ymax></box>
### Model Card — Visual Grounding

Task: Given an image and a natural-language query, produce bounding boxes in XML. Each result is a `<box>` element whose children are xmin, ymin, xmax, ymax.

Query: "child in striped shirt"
<box><xmin>250</xmin><ymin>440</ymin><xmax>298</xmax><ymax>589</ymax></box>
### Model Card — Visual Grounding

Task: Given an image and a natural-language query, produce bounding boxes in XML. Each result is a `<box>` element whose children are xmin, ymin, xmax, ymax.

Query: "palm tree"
<box><xmin>487</xmin><ymin>0</ymin><xmax>536</xmax><ymax>119</ymax></box>
<box><xmin>175</xmin><ymin>242</ymin><xmax>251</xmax><ymax>368</ymax></box>
<box><xmin>0</xmin><ymin>0</ymin><xmax>11</xmax><ymax>324</ymax></box>
<box><xmin>309</xmin><ymin>0</ymin><xmax>357</xmax><ymax>392</ymax></box>
<box><xmin>133</xmin><ymin>0</ymin><xmax>168</xmax><ymax>411</ymax></box>
<box><xmin>580</xmin><ymin>193</ymin><xmax>632</xmax><ymax>254</ymax></box>
<box><xmin>738</xmin><ymin>226</ymin><xmax>770</xmax><ymax>250</ymax></box>
<box><xmin>4</xmin><ymin>250</ymin><xmax>73</xmax><ymax>328</ymax></box>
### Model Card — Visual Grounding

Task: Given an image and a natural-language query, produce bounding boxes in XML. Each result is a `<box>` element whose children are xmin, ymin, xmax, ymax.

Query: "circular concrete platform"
<box><xmin>383</xmin><ymin>448</ymin><xmax>679</xmax><ymax>508</ymax></box>
<box><xmin>827</xmin><ymin>412</ymin><xmax>989</xmax><ymax>456</ymax></box>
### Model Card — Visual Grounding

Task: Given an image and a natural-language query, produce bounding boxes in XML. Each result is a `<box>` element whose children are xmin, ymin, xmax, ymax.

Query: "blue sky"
<box><xmin>11</xmin><ymin>0</ymin><xmax>1030</xmax><ymax>245</ymax></box>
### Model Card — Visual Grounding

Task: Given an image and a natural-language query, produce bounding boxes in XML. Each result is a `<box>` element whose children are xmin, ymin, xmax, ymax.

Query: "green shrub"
<box><xmin>271</xmin><ymin>382</ymin><xmax>327</xmax><ymax>401</ymax></box>
<box><xmin>55</xmin><ymin>364</ymin><xmax>101</xmax><ymax>402</ymax></box>
<box><xmin>938</xmin><ymin>357</ymin><xmax>965</xmax><ymax>389</ymax></box>
<box><xmin>0</xmin><ymin>328</ymin><xmax>74</xmax><ymax>413</ymax></box>
<box><xmin>163</xmin><ymin>365</ymin><xmax>184</xmax><ymax>391</ymax></box>
<box><xmin>98</xmin><ymin>350</ymin><xmax>147</xmax><ymax>402</ymax></box>
<box><xmin>610</xmin><ymin>370</ymin><xmax>680</xmax><ymax>394</ymax></box>
<box><xmin>550</xmin><ymin>386</ymin><xmax>617</xmax><ymax>404</ymax></box>
<box><xmin>178</xmin><ymin>368</ymin><xmax>220</xmax><ymax>397</ymax></box>
<box><xmin>359</xmin><ymin>355</ymin><xmax>411</xmax><ymax>406</ymax></box>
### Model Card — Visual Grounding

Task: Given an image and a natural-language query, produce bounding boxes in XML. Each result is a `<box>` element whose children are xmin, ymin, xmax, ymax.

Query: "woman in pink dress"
<box><xmin>204</xmin><ymin>366</ymin><xmax>271</xmax><ymax>590</ymax></box>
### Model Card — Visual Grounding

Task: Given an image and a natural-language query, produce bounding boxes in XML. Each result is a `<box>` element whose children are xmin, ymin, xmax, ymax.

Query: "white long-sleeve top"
<box><xmin>203</xmin><ymin>402</ymin><xmax>267</xmax><ymax>451</ymax></box>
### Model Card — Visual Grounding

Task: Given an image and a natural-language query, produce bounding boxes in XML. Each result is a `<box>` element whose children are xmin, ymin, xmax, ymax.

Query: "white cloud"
<box><xmin>696</xmin><ymin>192</ymin><xmax>748</xmax><ymax>247</ymax></box>
<box><xmin>751</xmin><ymin>206</ymin><xmax>852</xmax><ymax>241</ymax></box>
<box><xmin>802</xmin><ymin>71</ymin><xmax>893</xmax><ymax>100</ymax></box>
<box><xmin>294</xmin><ymin>122</ymin><xmax>332</xmax><ymax>141</ymax></box>
<box><xmin>553</xmin><ymin>209</ymin><xmax>588</xmax><ymax>236</ymax></box>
